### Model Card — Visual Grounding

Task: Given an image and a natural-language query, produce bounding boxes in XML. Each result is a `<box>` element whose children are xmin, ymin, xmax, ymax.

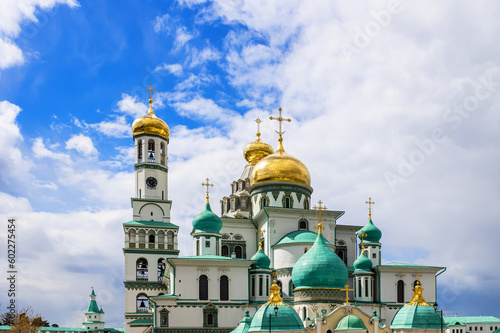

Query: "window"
<box><xmin>199</xmin><ymin>275</ymin><xmax>208</xmax><ymax>300</ymax></box>
<box><xmin>277</xmin><ymin>280</ymin><xmax>283</xmax><ymax>297</ymax></box>
<box><xmin>299</xmin><ymin>220</ymin><xmax>308</xmax><ymax>230</ymax></box>
<box><xmin>358</xmin><ymin>279</ymin><xmax>362</xmax><ymax>297</ymax></box>
<box><xmin>261</xmin><ymin>197</ymin><xmax>267</xmax><ymax>207</ymax></box>
<box><xmin>289</xmin><ymin>280</ymin><xmax>295</xmax><ymax>295</ymax></box>
<box><xmin>167</xmin><ymin>231</ymin><xmax>174</xmax><ymax>250</ymax></box>
<box><xmin>137</xmin><ymin>294</ymin><xmax>148</xmax><ymax>312</ymax></box>
<box><xmin>365</xmin><ymin>279</ymin><xmax>369</xmax><ymax>297</ymax></box>
<box><xmin>149</xmin><ymin>234</ymin><xmax>155</xmax><ymax>243</ymax></box>
<box><xmin>196</xmin><ymin>239</ymin><xmax>200</xmax><ymax>256</ymax></box>
<box><xmin>251</xmin><ymin>276</ymin><xmax>255</xmax><ymax>297</ymax></box>
<box><xmin>206</xmin><ymin>240</ymin><xmax>210</xmax><ymax>247</ymax></box>
<box><xmin>157</xmin><ymin>259</ymin><xmax>165</xmax><ymax>281</ymax></box>
<box><xmin>304</xmin><ymin>198</ymin><xmax>310</xmax><ymax>210</ymax></box>
<box><xmin>285</xmin><ymin>197</ymin><xmax>291</xmax><ymax>208</ymax></box>
<box><xmin>397</xmin><ymin>280</ymin><xmax>404</xmax><ymax>303</ymax></box>
<box><xmin>160</xmin><ymin>142</ymin><xmax>166</xmax><ymax>165</ymax></box>
<box><xmin>148</xmin><ymin>139</ymin><xmax>155</xmax><ymax>162</ymax></box>
<box><xmin>136</xmin><ymin>258</ymin><xmax>148</xmax><ymax>281</ymax></box>
<box><xmin>137</xmin><ymin>140</ymin><xmax>143</xmax><ymax>162</ymax></box>
<box><xmin>234</xmin><ymin>245</ymin><xmax>242</xmax><ymax>258</ymax></box>
<box><xmin>302</xmin><ymin>307</ymin><xmax>307</xmax><ymax>320</ymax></box>
<box><xmin>221</xmin><ymin>245</ymin><xmax>229</xmax><ymax>257</ymax></box>
<box><xmin>220</xmin><ymin>276</ymin><xmax>229</xmax><ymax>301</ymax></box>
<box><xmin>203</xmin><ymin>304</ymin><xmax>218</xmax><ymax>328</ymax></box>
<box><xmin>372</xmin><ymin>253</ymin><xmax>377</xmax><ymax>259</ymax></box>
<box><xmin>259</xmin><ymin>276</ymin><xmax>263</xmax><ymax>296</ymax></box>
<box><xmin>160</xmin><ymin>311</ymin><xmax>169</xmax><ymax>327</ymax></box>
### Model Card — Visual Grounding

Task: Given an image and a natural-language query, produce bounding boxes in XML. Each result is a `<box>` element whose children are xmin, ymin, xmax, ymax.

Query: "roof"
<box><xmin>391</xmin><ymin>304</ymin><xmax>446</xmax><ymax>329</ymax></box>
<box><xmin>336</xmin><ymin>315</ymin><xmax>368</xmax><ymax>330</ymax></box>
<box><xmin>175</xmin><ymin>255</ymin><xmax>252</xmax><ymax>261</ymax></box>
<box><xmin>231</xmin><ymin>310</ymin><xmax>253</xmax><ymax>333</ymax></box>
<box><xmin>192</xmin><ymin>203</ymin><xmax>222</xmax><ymax>234</ymax></box>
<box><xmin>123</xmin><ymin>220</ymin><xmax>178</xmax><ymax>228</ymax></box>
<box><xmin>128</xmin><ymin>318</ymin><xmax>154</xmax><ymax>325</ymax></box>
<box><xmin>86</xmin><ymin>299</ymin><xmax>100</xmax><ymax>313</ymax></box>
<box><xmin>444</xmin><ymin>316</ymin><xmax>500</xmax><ymax>325</ymax></box>
<box><xmin>273</xmin><ymin>230</ymin><xmax>331</xmax><ymax>247</ymax></box>
<box><xmin>358</xmin><ymin>219</ymin><xmax>382</xmax><ymax>243</ymax></box>
<box><xmin>248</xmin><ymin>304</ymin><xmax>305</xmax><ymax>332</ymax></box>
<box><xmin>380</xmin><ymin>263</ymin><xmax>445</xmax><ymax>269</ymax></box>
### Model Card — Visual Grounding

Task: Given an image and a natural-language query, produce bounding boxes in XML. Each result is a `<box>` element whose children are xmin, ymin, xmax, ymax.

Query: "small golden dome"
<box><xmin>132</xmin><ymin>99</ymin><xmax>170</xmax><ymax>140</ymax></box>
<box><xmin>244</xmin><ymin>134</ymin><xmax>274</xmax><ymax>166</ymax></box>
<box><xmin>251</xmin><ymin>141</ymin><xmax>311</xmax><ymax>187</ymax></box>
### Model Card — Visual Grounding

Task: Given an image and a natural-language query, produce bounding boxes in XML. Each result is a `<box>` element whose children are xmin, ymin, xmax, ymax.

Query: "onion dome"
<box><xmin>192</xmin><ymin>203</ymin><xmax>222</xmax><ymax>234</ymax></box>
<box><xmin>248</xmin><ymin>279</ymin><xmax>305</xmax><ymax>332</ymax></box>
<box><xmin>231</xmin><ymin>309</ymin><xmax>252</xmax><ymax>333</ymax></box>
<box><xmin>292</xmin><ymin>223</ymin><xmax>347</xmax><ymax>289</ymax></box>
<box><xmin>250</xmin><ymin>140</ymin><xmax>310</xmax><ymax>187</ymax></box>
<box><xmin>353</xmin><ymin>251</ymin><xmax>373</xmax><ymax>273</ymax></box>
<box><xmin>336</xmin><ymin>315</ymin><xmax>368</xmax><ymax>330</ymax></box>
<box><xmin>132</xmin><ymin>97</ymin><xmax>170</xmax><ymax>140</ymax></box>
<box><xmin>244</xmin><ymin>120</ymin><xmax>274</xmax><ymax>166</ymax></box>
<box><xmin>250</xmin><ymin>242</ymin><xmax>271</xmax><ymax>270</ymax></box>
<box><xmin>358</xmin><ymin>219</ymin><xmax>382</xmax><ymax>243</ymax></box>
<box><xmin>391</xmin><ymin>280</ymin><xmax>446</xmax><ymax>330</ymax></box>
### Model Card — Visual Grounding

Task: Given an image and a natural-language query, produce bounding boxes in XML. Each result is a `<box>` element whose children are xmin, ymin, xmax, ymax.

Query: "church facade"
<box><xmin>122</xmin><ymin>94</ymin><xmax>447</xmax><ymax>333</ymax></box>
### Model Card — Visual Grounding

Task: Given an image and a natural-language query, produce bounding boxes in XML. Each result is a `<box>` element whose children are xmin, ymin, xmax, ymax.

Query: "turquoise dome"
<box><xmin>353</xmin><ymin>252</ymin><xmax>373</xmax><ymax>273</ymax></box>
<box><xmin>248</xmin><ymin>304</ymin><xmax>304</xmax><ymax>332</ymax></box>
<box><xmin>250</xmin><ymin>248</ymin><xmax>271</xmax><ymax>270</ymax></box>
<box><xmin>291</xmin><ymin>232</ymin><xmax>348</xmax><ymax>290</ymax></box>
<box><xmin>231</xmin><ymin>309</ymin><xmax>252</xmax><ymax>333</ymax></box>
<box><xmin>359</xmin><ymin>219</ymin><xmax>382</xmax><ymax>243</ymax></box>
<box><xmin>391</xmin><ymin>305</ymin><xmax>445</xmax><ymax>329</ymax></box>
<box><xmin>336</xmin><ymin>315</ymin><xmax>367</xmax><ymax>330</ymax></box>
<box><xmin>192</xmin><ymin>203</ymin><xmax>222</xmax><ymax>234</ymax></box>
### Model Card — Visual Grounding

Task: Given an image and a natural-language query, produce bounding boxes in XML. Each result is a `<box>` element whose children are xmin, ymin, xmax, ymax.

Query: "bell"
<box><xmin>139</xmin><ymin>300</ymin><xmax>146</xmax><ymax>308</ymax></box>
<box><xmin>149</xmin><ymin>152</ymin><xmax>154</xmax><ymax>159</ymax></box>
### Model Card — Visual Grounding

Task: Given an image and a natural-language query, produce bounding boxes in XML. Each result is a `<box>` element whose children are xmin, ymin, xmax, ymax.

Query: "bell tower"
<box><xmin>123</xmin><ymin>86</ymin><xmax>179</xmax><ymax>332</ymax></box>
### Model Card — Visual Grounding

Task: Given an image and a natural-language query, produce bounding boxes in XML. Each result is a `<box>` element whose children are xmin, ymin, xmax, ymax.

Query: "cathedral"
<box><xmin>121</xmin><ymin>91</ymin><xmax>448</xmax><ymax>333</ymax></box>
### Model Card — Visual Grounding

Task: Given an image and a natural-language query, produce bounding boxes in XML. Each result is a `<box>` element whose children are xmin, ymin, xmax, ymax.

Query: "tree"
<box><xmin>0</xmin><ymin>307</ymin><xmax>47</xmax><ymax>333</ymax></box>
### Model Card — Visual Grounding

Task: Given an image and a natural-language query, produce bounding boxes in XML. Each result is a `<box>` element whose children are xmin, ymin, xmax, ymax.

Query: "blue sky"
<box><xmin>0</xmin><ymin>0</ymin><xmax>500</xmax><ymax>328</ymax></box>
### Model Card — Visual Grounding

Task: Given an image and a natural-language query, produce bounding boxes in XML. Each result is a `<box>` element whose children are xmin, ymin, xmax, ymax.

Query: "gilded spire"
<box><xmin>406</xmin><ymin>275</ymin><xmax>430</xmax><ymax>306</ymax></box>
<box><xmin>359</xmin><ymin>231</ymin><xmax>367</xmax><ymax>253</ymax></box>
<box><xmin>256</xmin><ymin>227</ymin><xmax>266</xmax><ymax>250</ymax></box>
<box><xmin>255</xmin><ymin>117</ymin><xmax>263</xmax><ymax>142</ymax></box>
<box><xmin>201</xmin><ymin>178</ymin><xmax>214</xmax><ymax>204</ymax></box>
<box><xmin>264</xmin><ymin>272</ymin><xmax>285</xmax><ymax>306</ymax></box>
<box><xmin>146</xmin><ymin>85</ymin><xmax>156</xmax><ymax>115</ymax></box>
<box><xmin>366</xmin><ymin>197</ymin><xmax>375</xmax><ymax>220</ymax></box>
<box><xmin>313</xmin><ymin>200</ymin><xmax>327</xmax><ymax>235</ymax></box>
<box><xmin>269</xmin><ymin>107</ymin><xmax>291</xmax><ymax>153</ymax></box>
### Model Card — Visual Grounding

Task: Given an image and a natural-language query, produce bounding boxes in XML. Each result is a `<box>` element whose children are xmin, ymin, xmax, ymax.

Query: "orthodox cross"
<box><xmin>313</xmin><ymin>200</ymin><xmax>327</xmax><ymax>234</ymax></box>
<box><xmin>255</xmin><ymin>117</ymin><xmax>263</xmax><ymax>138</ymax></box>
<box><xmin>146</xmin><ymin>85</ymin><xmax>156</xmax><ymax>99</ymax></box>
<box><xmin>416</xmin><ymin>274</ymin><xmax>420</xmax><ymax>281</ymax></box>
<box><xmin>256</xmin><ymin>227</ymin><xmax>266</xmax><ymax>249</ymax></box>
<box><xmin>201</xmin><ymin>178</ymin><xmax>214</xmax><ymax>203</ymax></box>
<box><xmin>359</xmin><ymin>230</ymin><xmax>367</xmax><ymax>253</ymax></box>
<box><xmin>366</xmin><ymin>197</ymin><xmax>375</xmax><ymax>219</ymax></box>
<box><xmin>341</xmin><ymin>284</ymin><xmax>354</xmax><ymax>303</ymax></box>
<box><xmin>269</xmin><ymin>107</ymin><xmax>291</xmax><ymax>148</ymax></box>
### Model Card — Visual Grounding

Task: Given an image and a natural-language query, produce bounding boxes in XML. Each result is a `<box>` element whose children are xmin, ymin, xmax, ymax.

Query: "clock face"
<box><xmin>146</xmin><ymin>177</ymin><xmax>158</xmax><ymax>189</ymax></box>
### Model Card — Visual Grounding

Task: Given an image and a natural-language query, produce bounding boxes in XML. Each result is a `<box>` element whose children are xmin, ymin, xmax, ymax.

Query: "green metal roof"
<box><xmin>128</xmin><ymin>318</ymin><xmax>153</xmax><ymax>324</ymax></box>
<box><xmin>353</xmin><ymin>252</ymin><xmax>373</xmax><ymax>273</ymax></box>
<box><xmin>391</xmin><ymin>304</ymin><xmax>447</xmax><ymax>329</ymax></box>
<box><xmin>250</xmin><ymin>249</ymin><xmax>271</xmax><ymax>269</ymax></box>
<box><xmin>358</xmin><ymin>219</ymin><xmax>382</xmax><ymax>243</ymax></box>
<box><xmin>248</xmin><ymin>304</ymin><xmax>305</xmax><ymax>332</ymax></box>
<box><xmin>336</xmin><ymin>315</ymin><xmax>368</xmax><ymax>330</ymax></box>
<box><xmin>231</xmin><ymin>309</ymin><xmax>253</xmax><ymax>333</ymax></box>
<box><xmin>292</xmin><ymin>233</ymin><xmax>347</xmax><ymax>289</ymax></box>
<box><xmin>382</xmin><ymin>263</ymin><xmax>444</xmax><ymax>269</ymax></box>
<box><xmin>123</xmin><ymin>220</ymin><xmax>178</xmax><ymax>228</ymax></box>
<box><xmin>192</xmin><ymin>203</ymin><xmax>223</xmax><ymax>234</ymax></box>
<box><xmin>86</xmin><ymin>300</ymin><xmax>99</xmax><ymax>313</ymax></box>
<box><xmin>444</xmin><ymin>316</ymin><xmax>500</xmax><ymax>325</ymax></box>
<box><xmin>273</xmin><ymin>230</ymin><xmax>331</xmax><ymax>247</ymax></box>
<box><xmin>175</xmin><ymin>255</ymin><xmax>252</xmax><ymax>261</ymax></box>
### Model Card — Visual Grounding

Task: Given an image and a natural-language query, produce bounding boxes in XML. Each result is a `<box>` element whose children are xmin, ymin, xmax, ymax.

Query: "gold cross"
<box><xmin>256</xmin><ymin>227</ymin><xmax>266</xmax><ymax>250</ymax></box>
<box><xmin>366</xmin><ymin>197</ymin><xmax>375</xmax><ymax>219</ymax></box>
<box><xmin>359</xmin><ymin>231</ymin><xmax>367</xmax><ymax>252</ymax></box>
<box><xmin>146</xmin><ymin>85</ymin><xmax>156</xmax><ymax>99</ymax></box>
<box><xmin>341</xmin><ymin>284</ymin><xmax>354</xmax><ymax>303</ymax></box>
<box><xmin>201</xmin><ymin>178</ymin><xmax>214</xmax><ymax>204</ymax></box>
<box><xmin>269</xmin><ymin>107</ymin><xmax>291</xmax><ymax>149</ymax></box>
<box><xmin>313</xmin><ymin>200</ymin><xmax>327</xmax><ymax>235</ymax></box>
<box><xmin>416</xmin><ymin>274</ymin><xmax>420</xmax><ymax>281</ymax></box>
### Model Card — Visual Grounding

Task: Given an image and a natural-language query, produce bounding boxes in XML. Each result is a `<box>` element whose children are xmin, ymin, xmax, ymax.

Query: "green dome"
<box><xmin>391</xmin><ymin>304</ymin><xmax>445</xmax><ymax>329</ymax></box>
<box><xmin>248</xmin><ymin>304</ymin><xmax>305</xmax><ymax>332</ymax></box>
<box><xmin>359</xmin><ymin>219</ymin><xmax>382</xmax><ymax>243</ymax></box>
<box><xmin>192</xmin><ymin>203</ymin><xmax>222</xmax><ymax>234</ymax></box>
<box><xmin>251</xmin><ymin>248</ymin><xmax>271</xmax><ymax>270</ymax></box>
<box><xmin>353</xmin><ymin>252</ymin><xmax>373</xmax><ymax>273</ymax></box>
<box><xmin>231</xmin><ymin>309</ymin><xmax>252</xmax><ymax>333</ymax></box>
<box><xmin>292</xmin><ymin>232</ymin><xmax>348</xmax><ymax>290</ymax></box>
<box><xmin>273</xmin><ymin>230</ymin><xmax>331</xmax><ymax>247</ymax></box>
<box><xmin>336</xmin><ymin>315</ymin><xmax>368</xmax><ymax>330</ymax></box>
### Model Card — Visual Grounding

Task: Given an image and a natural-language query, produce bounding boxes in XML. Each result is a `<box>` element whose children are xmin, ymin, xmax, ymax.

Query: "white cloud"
<box><xmin>153</xmin><ymin>13</ymin><xmax>171</xmax><ymax>33</ymax></box>
<box><xmin>0</xmin><ymin>37</ymin><xmax>23</xmax><ymax>69</ymax></box>
<box><xmin>168</xmin><ymin>94</ymin><xmax>238</xmax><ymax>122</ymax></box>
<box><xmin>175</xmin><ymin>26</ymin><xmax>195</xmax><ymax>49</ymax></box>
<box><xmin>189</xmin><ymin>46</ymin><xmax>221</xmax><ymax>67</ymax></box>
<box><xmin>154</xmin><ymin>63</ymin><xmax>183</xmax><ymax>76</ymax></box>
<box><xmin>116</xmin><ymin>93</ymin><xmax>148</xmax><ymax>118</ymax></box>
<box><xmin>65</xmin><ymin>134</ymin><xmax>98</xmax><ymax>157</ymax></box>
<box><xmin>32</xmin><ymin>137</ymin><xmax>73</xmax><ymax>165</ymax></box>
<box><xmin>89</xmin><ymin>116</ymin><xmax>130</xmax><ymax>138</ymax></box>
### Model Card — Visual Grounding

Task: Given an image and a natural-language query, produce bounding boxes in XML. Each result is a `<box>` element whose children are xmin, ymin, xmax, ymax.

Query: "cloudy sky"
<box><xmin>0</xmin><ymin>0</ymin><xmax>499</xmax><ymax>328</ymax></box>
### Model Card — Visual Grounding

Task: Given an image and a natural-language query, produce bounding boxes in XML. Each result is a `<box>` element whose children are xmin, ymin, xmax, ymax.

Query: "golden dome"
<box><xmin>244</xmin><ymin>133</ymin><xmax>274</xmax><ymax>166</ymax></box>
<box><xmin>251</xmin><ymin>140</ymin><xmax>311</xmax><ymax>187</ymax></box>
<box><xmin>132</xmin><ymin>99</ymin><xmax>170</xmax><ymax>140</ymax></box>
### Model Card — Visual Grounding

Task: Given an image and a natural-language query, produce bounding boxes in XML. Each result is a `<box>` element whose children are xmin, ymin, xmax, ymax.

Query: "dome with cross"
<box><xmin>132</xmin><ymin>86</ymin><xmax>170</xmax><ymax>140</ymax></box>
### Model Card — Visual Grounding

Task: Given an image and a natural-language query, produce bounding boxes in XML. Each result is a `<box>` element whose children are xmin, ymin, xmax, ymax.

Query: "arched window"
<box><xmin>289</xmin><ymin>280</ymin><xmax>295</xmax><ymax>295</ymax></box>
<box><xmin>302</xmin><ymin>307</ymin><xmax>307</xmax><ymax>320</ymax></box>
<box><xmin>285</xmin><ymin>196</ymin><xmax>291</xmax><ymax>208</ymax></box>
<box><xmin>220</xmin><ymin>275</ymin><xmax>229</xmax><ymax>301</ymax></box>
<box><xmin>199</xmin><ymin>275</ymin><xmax>208</xmax><ymax>300</ymax></box>
<box><xmin>137</xmin><ymin>294</ymin><xmax>148</xmax><ymax>312</ymax></box>
<box><xmin>157</xmin><ymin>259</ymin><xmax>165</xmax><ymax>281</ymax></box>
<box><xmin>337</xmin><ymin>249</ymin><xmax>346</xmax><ymax>263</ymax></box>
<box><xmin>261</xmin><ymin>197</ymin><xmax>267</xmax><ymax>207</ymax></box>
<box><xmin>397</xmin><ymin>280</ymin><xmax>405</xmax><ymax>303</ymax></box>
<box><xmin>136</xmin><ymin>258</ymin><xmax>148</xmax><ymax>281</ymax></box>
<box><xmin>234</xmin><ymin>246</ymin><xmax>242</xmax><ymax>258</ymax></box>
<box><xmin>167</xmin><ymin>231</ymin><xmax>174</xmax><ymax>250</ymax></box>
<box><xmin>149</xmin><ymin>234</ymin><xmax>155</xmax><ymax>243</ymax></box>
<box><xmin>299</xmin><ymin>220</ymin><xmax>308</xmax><ymax>230</ymax></box>
<box><xmin>129</xmin><ymin>229</ymin><xmax>136</xmax><ymax>248</ymax></box>
<box><xmin>277</xmin><ymin>280</ymin><xmax>283</xmax><ymax>297</ymax></box>
<box><xmin>148</xmin><ymin>139</ymin><xmax>155</xmax><ymax>162</ymax></box>
<box><xmin>221</xmin><ymin>245</ymin><xmax>229</xmax><ymax>257</ymax></box>
<box><xmin>207</xmin><ymin>313</ymin><xmax>214</xmax><ymax>325</ymax></box>
<box><xmin>160</xmin><ymin>310</ymin><xmax>169</xmax><ymax>327</ymax></box>
<box><xmin>358</xmin><ymin>279</ymin><xmax>362</xmax><ymax>297</ymax></box>
<box><xmin>304</xmin><ymin>198</ymin><xmax>310</xmax><ymax>210</ymax></box>
<box><xmin>137</xmin><ymin>140</ymin><xmax>143</xmax><ymax>162</ymax></box>
<box><xmin>160</xmin><ymin>142</ymin><xmax>165</xmax><ymax>165</ymax></box>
